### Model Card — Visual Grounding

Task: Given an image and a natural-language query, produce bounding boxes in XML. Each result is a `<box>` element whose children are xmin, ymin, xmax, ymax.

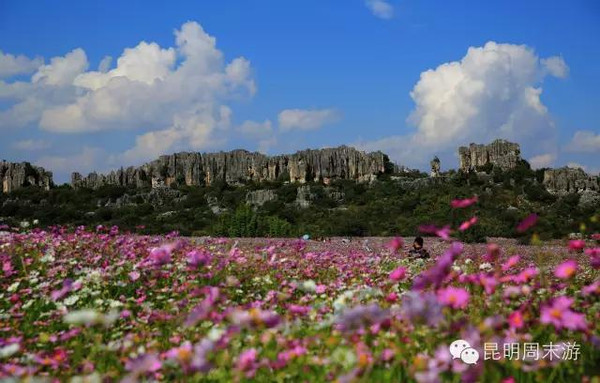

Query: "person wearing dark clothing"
<box><xmin>408</xmin><ymin>236</ymin><xmax>430</xmax><ymax>259</ymax></box>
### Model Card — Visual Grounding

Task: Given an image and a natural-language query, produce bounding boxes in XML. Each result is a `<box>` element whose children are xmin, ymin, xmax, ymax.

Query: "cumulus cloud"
<box><xmin>278</xmin><ymin>108</ymin><xmax>340</xmax><ymax>131</ymax></box>
<box><xmin>529</xmin><ymin>153</ymin><xmax>555</xmax><ymax>169</ymax></box>
<box><xmin>365</xmin><ymin>0</ymin><xmax>394</xmax><ymax>19</ymax></box>
<box><xmin>12</xmin><ymin>139</ymin><xmax>51</xmax><ymax>151</ymax></box>
<box><xmin>565</xmin><ymin>130</ymin><xmax>600</xmax><ymax>153</ymax></box>
<box><xmin>359</xmin><ymin>41</ymin><xmax>569</xmax><ymax>168</ymax></box>
<box><xmin>0</xmin><ymin>51</ymin><xmax>43</xmax><ymax>78</ymax></box>
<box><xmin>0</xmin><ymin>21</ymin><xmax>257</xmax><ymax>167</ymax></box>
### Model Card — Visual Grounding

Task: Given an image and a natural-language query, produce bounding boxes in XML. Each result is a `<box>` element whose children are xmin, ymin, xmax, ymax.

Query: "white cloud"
<box><xmin>541</xmin><ymin>56</ymin><xmax>569</xmax><ymax>78</ymax></box>
<box><xmin>365</xmin><ymin>0</ymin><xmax>394</xmax><ymax>19</ymax></box>
<box><xmin>278</xmin><ymin>108</ymin><xmax>340</xmax><ymax>131</ymax></box>
<box><xmin>565</xmin><ymin>130</ymin><xmax>600</xmax><ymax>153</ymax></box>
<box><xmin>238</xmin><ymin>119</ymin><xmax>272</xmax><ymax>137</ymax></box>
<box><xmin>12</xmin><ymin>139</ymin><xmax>51</xmax><ymax>151</ymax></box>
<box><xmin>359</xmin><ymin>41</ymin><xmax>569</xmax><ymax>168</ymax></box>
<box><xmin>0</xmin><ymin>50</ymin><xmax>43</xmax><ymax>78</ymax></box>
<box><xmin>529</xmin><ymin>153</ymin><xmax>555</xmax><ymax>169</ymax></box>
<box><xmin>32</xmin><ymin>48</ymin><xmax>89</xmax><ymax>86</ymax></box>
<box><xmin>37</xmin><ymin>147</ymin><xmax>106</xmax><ymax>177</ymax></box>
<box><xmin>0</xmin><ymin>21</ymin><xmax>257</xmax><ymax>167</ymax></box>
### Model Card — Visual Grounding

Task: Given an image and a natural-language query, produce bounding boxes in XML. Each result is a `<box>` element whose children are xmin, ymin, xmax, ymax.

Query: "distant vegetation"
<box><xmin>1</xmin><ymin>161</ymin><xmax>598</xmax><ymax>241</ymax></box>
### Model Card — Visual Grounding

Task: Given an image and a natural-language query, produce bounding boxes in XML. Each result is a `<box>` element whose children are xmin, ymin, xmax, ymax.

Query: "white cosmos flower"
<box><xmin>0</xmin><ymin>343</ymin><xmax>20</xmax><ymax>358</ymax></box>
<box><xmin>64</xmin><ymin>310</ymin><xmax>101</xmax><ymax>325</ymax></box>
<box><xmin>7</xmin><ymin>282</ymin><xmax>20</xmax><ymax>292</ymax></box>
<box><xmin>64</xmin><ymin>295</ymin><xmax>80</xmax><ymax>306</ymax></box>
<box><xmin>479</xmin><ymin>262</ymin><xmax>493</xmax><ymax>271</ymax></box>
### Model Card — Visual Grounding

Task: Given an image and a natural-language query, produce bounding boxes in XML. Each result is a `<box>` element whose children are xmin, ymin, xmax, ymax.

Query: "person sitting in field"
<box><xmin>408</xmin><ymin>236</ymin><xmax>430</xmax><ymax>259</ymax></box>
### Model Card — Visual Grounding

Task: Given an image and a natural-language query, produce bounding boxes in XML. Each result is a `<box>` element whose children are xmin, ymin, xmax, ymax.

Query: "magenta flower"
<box><xmin>187</xmin><ymin>249</ymin><xmax>211</xmax><ymax>268</ymax></box>
<box><xmin>288</xmin><ymin>304</ymin><xmax>311</xmax><ymax>316</ymax></box>
<box><xmin>418</xmin><ymin>224</ymin><xmax>452</xmax><ymax>241</ymax></box>
<box><xmin>389</xmin><ymin>266</ymin><xmax>407</xmax><ymax>281</ymax></box>
<box><xmin>386</xmin><ymin>237</ymin><xmax>404</xmax><ymax>253</ymax></box>
<box><xmin>148</xmin><ymin>244</ymin><xmax>173</xmax><ymax>266</ymax></box>
<box><xmin>458</xmin><ymin>216</ymin><xmax>478</xmax><ymax>232</ymax></box>
<box><xmin>501</xmin><ymin>255</ymin><xmax>520</xmax><ymax>272</ymax></box>
<box><xmin>236</xmin><ymin>348</ymin><xmax>258</xmax><ymax>372</ymax></box>
<box><xmin>568</xmin><ymin>240</ymin><xmax>586</xmax><ymax>252</ymax></box>
<box><xmin>582</xmin><ymin>281</ymin><xmax>600</xmax><ymax>296</ymax></box>
<box><xmin>554</xmin><ymin>259</ymin><xmax>578</xmax><ymax>279</ymax></box>
<box><xmin>451</xmin><ymin>195</ymin><xmax>478</xmax><ymax>208</ymax></box>
<box><xmin>516</xmin><ymin>213</ymin><xmax>538</xmax><ymax>233</ymax></box>
<box><xmin>507</xmin><ymin>311</ymin><xmax>524</xmax><ymax>329</ymax></box>
<box><xmin>540</xmin><ymin>296</ymin><xmax>587</xmax><ymax>331</ymax></box>
<box><xmin>437</xmin><ymin>287</ymin><xmax>470</xmax><ymax>309</ymax></box>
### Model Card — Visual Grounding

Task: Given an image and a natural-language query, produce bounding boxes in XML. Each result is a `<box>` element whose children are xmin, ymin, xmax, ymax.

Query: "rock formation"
<box><xmin>71</xmin><ymin>146</ymin><xmax>389</xmax><ymax>189</ymax></box>
<box><xmin>543</xmin><ymin>167</ymin><xmax>600</xmax><ymax>194</ymax></box>
<box><xmin>458</xmin><ymin>139</ymin><xmax>521</xmax><ymax>172</ymax></box>
<box><xmin>246</xmin><ymin>189</ymin><xmax>277</xmax><ymax>207</ymax></box>
<box><xmin>430</xmin><ymin>156</ymin><xmax>441</xmax><ymax>177</ymax></box>
<box><xmin>1</xmin><ymin>161</ymin><xmax>53</xmax><ymax>193</ymax></box>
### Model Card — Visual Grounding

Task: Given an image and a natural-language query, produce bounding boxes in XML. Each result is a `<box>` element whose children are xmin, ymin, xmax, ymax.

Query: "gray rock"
<box><xmin>430</xmin><ymin>156</ymin><xmax>441</xmax><ymax>177</ymax></box>
<box><xmin>578</xmin><ymin>190</ymin><xmax>600</xmax><ymax>208</ymax></box>
<box><xmin>1</xmin><ymin>161</ymin><xmax>53</xmax><ymax>193</ymax></box>
<box><xmin>246</xmin><ymin>189</ymin><xmax>277</xmax><ymax>207</ymax></box>
<box><xmin>543</xmin><ymin>167</ymin><xmax>599</xmax><ymax>194</ymax></box>
<box><xmin>71</xmin><ymin>146</ymin><xmax>389</xmax><ymax>189</ymax></box>
<box><xmin>458</xmin><ymin>139</ymin><xmax>521</xmax><ymax>172</ymax></box>
<box><xmin>295</xmin><ymin>185</ymin><xmax>315</xmax><ymax>209</ymax></box>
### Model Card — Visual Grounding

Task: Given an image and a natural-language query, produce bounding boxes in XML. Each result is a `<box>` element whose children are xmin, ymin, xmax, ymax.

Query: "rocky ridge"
<box><xmin>1</xmin><ymin>161</ymin><xmax>53</xmax><ymax>193</ymax></box>
<box><xmin>71</xmin><ymin>146</ymin><xmax>389</xmax><ymax>189</ymax></box>
<box><xmin>458</xmin><ymin>139</ymin><xmax>521</xmax><ymax>172</ymax></box>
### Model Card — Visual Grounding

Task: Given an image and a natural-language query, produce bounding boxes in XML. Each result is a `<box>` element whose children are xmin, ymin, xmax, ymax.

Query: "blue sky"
<box><xmin>0</xmin><ymin>0</ymin><xmax>599</xmax><ymax>183</ymax></box>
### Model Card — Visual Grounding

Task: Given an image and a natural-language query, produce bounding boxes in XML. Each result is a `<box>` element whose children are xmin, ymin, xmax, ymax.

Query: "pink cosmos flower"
<box><xmin>315</xmin><ymin>284</ymin><xmax>327</xmax><ymax>294</ymax></box>
<box><xmin>568</xmin><ymin>240</ymin><xmax>585</xmax><ymax>252</ymax></box>
<box><xmin>148</xmin><ymin>244</ymin><xmax>174</xmax><ymax>266</ymax></box>
<box><xmin>513</xmin><ymin>267</ymin><xmax>539</xmax><ymax>284</ymax></box>
<box><xmin>507</xmin><ymin>311</ymin><xmax>524</xmax><ymax>329</ymax></box>
<box><xmin>386</xmin><ymin>292</ymin><xmax>398</xmax><ymax>303</ymax></box>
<box><xmin>386</xmin><ymin>237</ymin><xmax>404</xmax><ymax>253</ymax></box>
<box><xmin>288</xmin><ymin>304</ymin><xmax>311</xmax><ymax>316</ymax></box>
<box><xmin>584</xmin><ymin>247</ymin><xmax>599</xmax><ymax>257</ymax></box>
<box><xmin>582</xmin><ymin>281</ymin><xmax>600</xmax><ymax>296</ymax></box>
<box><xmin>478</xmin><ymin>273</ymin><xmax>498</xmax><ymax>295</ymax></box>
<box><xmin>554</xmin><ymin>259</ymin><xmax>577</xmax><ymax>279</ymax></box>
<box><xmin>236</xmin><ymin>348</ymin><xmax>258</xmax><ymax>372</ymax></box>
<box><xmin>540</xmin><ymin>296</ymin><xmax>587</xmax><ymax>331</ymax></box>
<box><xmin>389</xmin><ymin>266</ymin><xmax>407</xmax><ymax>281</ymax></box>
<box><xmin>501</xmin><ymin>255</ymin><xmax>520</xmax><ymax>272</ymax></box>
<box><xmin>187</xmin><ymin>249</ymin><xmax>211</xmax><ymax>268</ymax></box>
<box><xmin>129</xmin><ymin>271</ymin><xmax>140</xmax><ymax>281</ymax></box>
<box><xmin>458</xmin><ymin>217</ymin><xmax>478</xmax><ymax>232</ymax></box>
<box><xmin>418</xmin><ymin>225</ymin><xmax>452</xmax><ymax>241</ymax></box>
<box><xmin>516</xmin><ymin>214</ymin><xmax>538</xmax><ymax>233</ymax></box>
<box><xmin>437</xmin><ymin>287</ymin><xmax>470</xmax><ymax>309</ymax></box>
<box><xmin>451</xmin><ymin>196</ymin><xmax>478</xmax><ymax>209</ymax></box>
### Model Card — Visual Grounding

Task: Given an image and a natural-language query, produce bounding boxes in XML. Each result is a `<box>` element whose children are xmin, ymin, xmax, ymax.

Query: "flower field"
<box><xmin>1</xmin><ymin>212</ymin><xmax>600</xmax><ymax>382</ymax></box>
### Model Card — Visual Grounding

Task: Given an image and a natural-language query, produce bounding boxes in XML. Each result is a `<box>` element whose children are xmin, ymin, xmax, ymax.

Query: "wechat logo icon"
<box><xmin>449</xmin><ymin>339</ymin><xmax>480</xmax><ymax>365</ymax></box>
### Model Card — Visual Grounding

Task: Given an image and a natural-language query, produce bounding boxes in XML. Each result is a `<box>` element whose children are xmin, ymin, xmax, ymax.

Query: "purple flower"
<box><xmin>402</xmin><ymin>291</ymin><xmax>444</xmax><ymax>327</ymax></box>
<box><xmin>187</xmin><ymin>249</ymin><xmax>211</xmax><ymax>268</ymax></box>
<box><xmin>334</xmin><ymin>304</ymin><xmax>389</xmax><ymax>332</ymax></box>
